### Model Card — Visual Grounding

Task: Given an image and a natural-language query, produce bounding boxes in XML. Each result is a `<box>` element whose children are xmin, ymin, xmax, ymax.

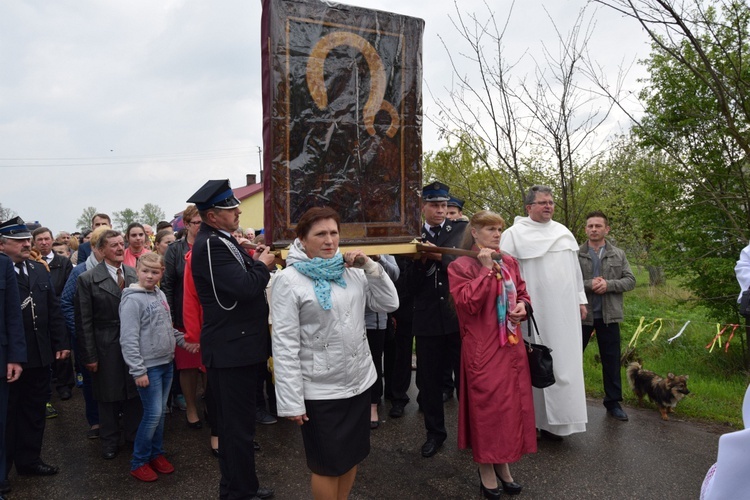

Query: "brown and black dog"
<box><xmin>626</xmin><ymin>362</ymin><xmax>690</xmax><ymax>421</ymax></box>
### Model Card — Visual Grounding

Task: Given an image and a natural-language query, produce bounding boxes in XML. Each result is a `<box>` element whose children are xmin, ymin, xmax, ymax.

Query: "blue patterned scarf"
<box><xmin>292</xmin><ymin>254</ymin><xmax>347</xmax><ymax>310</ymax></box>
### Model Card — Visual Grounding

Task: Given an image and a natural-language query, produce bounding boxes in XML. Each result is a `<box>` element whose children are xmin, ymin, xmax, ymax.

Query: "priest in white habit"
<box><xmin>500</xmin><ymin>185</ymin><xmax>588</xmax><ymax>440</ymax></box>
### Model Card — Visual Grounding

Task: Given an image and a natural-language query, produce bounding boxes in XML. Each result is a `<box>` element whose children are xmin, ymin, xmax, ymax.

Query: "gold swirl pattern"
<box><xmin>306</xmin><ymin>31</ymin><xmax>400</xmax><ymax>138</ymax></box>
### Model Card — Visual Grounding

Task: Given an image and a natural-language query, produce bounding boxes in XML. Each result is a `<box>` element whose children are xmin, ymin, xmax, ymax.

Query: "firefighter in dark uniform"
<box><xmin>407</xmin><ymin>183</ymin><xmax>467</xmax><ymax>458</ymax></box>
<box><xmin>187</xmin><ymin>180</ymin><xmax>275</xmax><ymax>500</ymax></box>
<box><xmin>0</xmin><ymin>228</ymin><xmax>27</xmax><ymax>498</ymax></box>
<box><xmin>0</xmin><ymin>218</ymin><xmax>69</xmax><ymax>482</ymax></box>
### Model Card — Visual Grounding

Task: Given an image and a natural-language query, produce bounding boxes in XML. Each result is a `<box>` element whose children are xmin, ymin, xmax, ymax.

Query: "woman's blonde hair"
<box><xmin>459</xmin><ymin>210</ymin><xmax>505</xmax><ymax>250</ymax></box>
<box><xmin>136</xmin><ymin>252</ymin><xmax>163</xmax><ymax>270</ymax></box>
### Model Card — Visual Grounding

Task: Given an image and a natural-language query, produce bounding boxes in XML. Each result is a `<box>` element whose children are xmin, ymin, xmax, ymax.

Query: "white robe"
<box><xmin>734</xmin><ymin>243</ymin><xmax>750</xmax><ymax>301</ymax></box>
<box><xmin>701</xmin><ymin>384</ymin><xmax>750</xmax><ymax>499</ymax></box>
<box><xmin>500</xmin><ymin>216</ymin><xmax>588</xmax><ymax>436</ymax></box>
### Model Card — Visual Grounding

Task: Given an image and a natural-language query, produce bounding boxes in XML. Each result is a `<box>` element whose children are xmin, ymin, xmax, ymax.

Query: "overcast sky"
<box><xmin>0</xmin><ymin>0</ymin><xmax>649</xmax><ymax>233</ymax></box>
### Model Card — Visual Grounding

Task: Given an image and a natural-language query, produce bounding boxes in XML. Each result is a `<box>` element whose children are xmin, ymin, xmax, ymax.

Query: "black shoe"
<box><xmin>0</xmin><ymin>479</ymin><xmax>10</xmax><ymax>494</ymax></box>
<box><xmin>370</xmin><ymin>420</ymin><xmax>379</xmax><ymax>429</ymax></box>
<box><xmin>498</xmin><ymin>477</ymin><xmax>523</xmax><ymax>495</ymax></box>
<box><xmin>187</xmin><ymin>419</ymin><xmax>203</xmax><ymax>429</ymax></box>
<box><xmin>58</xmin><ymin>389</ymin><xmax>72</xmax><ymax>401</ymax></box>
<box><xmin>607</xmin><ymin>407</ymin><xmax>629</xmax><ymax>421</ymax></box>
<box><xmin>254</xmin><ymin>440</ymin><xmax>261</xmax><ymax>451</ymax></box>
<box><xmin>420</xmin><ymin>438</ymin><xmax>443</xmax><ymax>458</ymax></box>
<box><xmin>442</xmin><ymin>391</ymin><xmax>453</xmax><ymax>403</ymax></box>
<box><xmin>256</xmin><ymin>409</ymin><xmax>277</xmax><ymax>425</ymax></box>
<box><xmin>388</xmin><ymin>405</ymin><xmax>405</xmax><ymax>418</ymax></box>
<box><xmin>255</xmin><ymin>486</ymin><xmax>274</xmax><ymax>499</ymax></box>
<box><xmin>17</xmin><ymin>462</ymin><xmax>59</xmax><ymax>476</ymax></box>
<box><xmin>539</xmin><ymin>429</ymin><xmax>563</xmax><ymax>442</ymax></box>
<box><xmin>101</xmin><ymin>447</ymin><xmax>117</xmax><ymax>460</ymax></box>
<box><xmin>211</xmin><ymin>448</ymin><xmax>220</xmax><ymax>458</ymax></box>
<box><xmin>478</xmin><ymin>469</ymin><xmax>502</xmax><ymax>499</ymax></box>
<box><xmin>87</xmin><ymin>427</ymin><xmax>100</xmax><ymax>439</ymax></box>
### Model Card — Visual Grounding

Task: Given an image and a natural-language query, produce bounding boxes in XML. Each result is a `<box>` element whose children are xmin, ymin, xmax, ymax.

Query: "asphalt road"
<box><xmin>7</xmin><ymin>380</ymin><xmax>726</xmax><ymax>499</ymax></box>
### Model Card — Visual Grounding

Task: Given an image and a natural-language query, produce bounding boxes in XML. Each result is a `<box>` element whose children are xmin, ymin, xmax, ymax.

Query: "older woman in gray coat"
<box><xmin>76</xmin><ymin>229</ymin><xmax>142</xmax><ymax>460</ymax></box>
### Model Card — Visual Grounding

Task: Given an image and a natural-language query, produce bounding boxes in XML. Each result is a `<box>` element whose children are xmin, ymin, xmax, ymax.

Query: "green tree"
<box><xmin>113</xmin><ymin>208</ymin><xmax>140</xmax><ymax>231</ymax></box>
<box><xmin>594</xmin><ymin>0</ymin><xmax>750</xmax><ymax>324</ymax></box>
<box><xmin>76</xmin><ymin>206</ymin><xmax>99</xmax><ymax>231</ymax></box>
<box><xmin>140</xmin><ymin>203</ymin><xmax>165</xmax><ymax>226</ymax></box>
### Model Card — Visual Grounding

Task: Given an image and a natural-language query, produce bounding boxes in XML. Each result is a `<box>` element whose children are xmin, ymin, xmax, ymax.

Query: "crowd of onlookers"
<box><xmin>0</xmin><ymin>179</ymin><xmax>678</xmax><ymax>499</ymax></box>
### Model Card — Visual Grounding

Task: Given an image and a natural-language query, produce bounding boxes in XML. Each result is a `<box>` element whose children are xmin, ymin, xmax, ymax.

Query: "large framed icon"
<box><xmin>262</xmin><ymin>0</ymin><xmax>424</xmax><ymax>246</ymax></box>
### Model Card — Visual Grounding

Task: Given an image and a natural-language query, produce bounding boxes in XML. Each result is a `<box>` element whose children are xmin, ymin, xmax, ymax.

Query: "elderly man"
<box><xmin>0</xmin><ymin>224</ymin><xmax>26</xmax><ymax>498</ymax></box>
<box><xmin>579</xmin><ymin>211</ymin><xmax>635</xmax><ymax>422</ymax></box>
<box><xmin>76</xmin><ymin>229</ymin><xmax>140</xmax><ymax>460</ymax></box>
<box><xmin>188</xmin><ymin>179</ymin><xmax>275</xmax><ymax>499</ymax></box>
<box><xmin>0</xmin><ymin>217</ymin><xmax>69</xmax><ymax>483</ymax></box>
<box><xmin>500</xmin><ymin>185</ymin><xmax>588</xmax><ymax>440</ymax></box>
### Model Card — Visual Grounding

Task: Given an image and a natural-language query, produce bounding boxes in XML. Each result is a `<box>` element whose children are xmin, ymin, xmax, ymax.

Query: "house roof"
<box><xmin>234</xmin><ymin>182</ymin><xmax>263</xmax><ymax>201</ymax></box>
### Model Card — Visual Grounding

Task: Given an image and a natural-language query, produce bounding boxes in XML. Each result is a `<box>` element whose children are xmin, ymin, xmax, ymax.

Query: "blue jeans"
<box><xmin>132</xmin><ymin>363</ymin><xmax>173</xmax><ymax>470</ymax></box>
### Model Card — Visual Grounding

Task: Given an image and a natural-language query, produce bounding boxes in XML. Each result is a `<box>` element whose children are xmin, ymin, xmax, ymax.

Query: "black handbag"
<box><xmin>524</xmin><ymin>309</ymin><xmax>556</xmax><ymax>389</ymax></box>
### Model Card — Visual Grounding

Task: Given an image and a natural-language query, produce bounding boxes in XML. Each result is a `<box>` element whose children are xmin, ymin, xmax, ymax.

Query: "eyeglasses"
<box><xmin>530</xmin><ymin>201</ymin><xmax>555</xmax><ymax>207</ymax></box>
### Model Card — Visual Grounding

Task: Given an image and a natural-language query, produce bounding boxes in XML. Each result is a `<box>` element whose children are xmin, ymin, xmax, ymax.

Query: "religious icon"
<box><xmin>262</xmin><ymin>0</ymin><xmax>424</xmax><ymax>246</ymax></box>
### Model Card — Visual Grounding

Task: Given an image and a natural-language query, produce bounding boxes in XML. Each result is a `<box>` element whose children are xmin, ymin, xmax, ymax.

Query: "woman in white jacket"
<box><xmin>271</xmin><ymin>207</ymin><xmax>399</xmax><ymax>500</ymax></box>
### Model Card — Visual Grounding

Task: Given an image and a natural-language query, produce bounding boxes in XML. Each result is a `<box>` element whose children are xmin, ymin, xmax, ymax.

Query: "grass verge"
<box><xmin>583</xmin><ymin>266</ymin><xmax>748</xmax><ymax>429</ymax></box>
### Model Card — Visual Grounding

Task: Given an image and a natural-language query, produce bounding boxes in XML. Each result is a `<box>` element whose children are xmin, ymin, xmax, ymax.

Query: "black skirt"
<box><xmin>300</xmin><ymin>390</ymin><xmax>371</xmax><ymax>476</ymax></box>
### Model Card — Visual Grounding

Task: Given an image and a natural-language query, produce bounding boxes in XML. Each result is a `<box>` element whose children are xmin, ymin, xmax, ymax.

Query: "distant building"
<box><xmin>171</xmin><ymin>173</ymin><xmax>264</xmax><ymax>234</ymax></box>
<box><xmin>235</xmin><ymin>173</ymin><xmax>263</xmax><ymax>233</ymax></box>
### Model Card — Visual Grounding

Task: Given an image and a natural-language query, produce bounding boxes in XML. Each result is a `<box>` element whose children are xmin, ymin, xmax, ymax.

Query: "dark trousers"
<box><xmin>208</xmin><ymin>364</ymin><xmax>260</xmax><ymax>500</ymax></box>
<box><xmin>80</xmin><ymin>368</ymin><xmax>99</xmax><ymax>426</ymax></box>
<box><xmin>388</xmin><ymin>321</ymin><xmax>414</xmax><ymax>407</ymax></box>
<box><xmin>255</xmin><ymin>361</ymin><xmax>276</xmax><ymax>414</ymax></box>
<box><xmin>366</xmin><ymin>328</ymin><xmax>386</xmax><ymax>405</ymax></box>
<box><xmin>415</xmin><ymin>332</ymin><xmax>460</xmax><ymax>442</ymax></box>
<box><xmin>441</xmin><ymin>335</ymin><xmax>461</xmax><ymax>398</ymax></box>
<box><xmin>583</xmin><ymin>319</ymin><xmax>623</xmax><ymax>409</ymax></box>
<box><xmin>53</xmin><ymin>357</ymin><xmax>75</xmax><ymax>393</ymax></box>
<box><xmin>0</xmin><ymin>350</ymin><xmax>8</xmax><ymax>482</ymax></box>
<box><xmin>6</xmin><ymin>366</ymin><xmax>50</xmax><ymax>473</ymax></box>
<box><xmin>98</xmin><ymin>397</ymin><xmax>143</xmax><ymax>450</ymax></box>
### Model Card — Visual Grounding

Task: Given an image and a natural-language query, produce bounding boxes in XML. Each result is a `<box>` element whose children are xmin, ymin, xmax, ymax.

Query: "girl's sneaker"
<box><xmin>149</xmin><ymin>455</ymin><xmax>174</xmax><ymax>474</ymax></box>
<box><xmin>130</xmin><ymin>464</ymin><xmax>158</xmax><ymax>482</ymax></box>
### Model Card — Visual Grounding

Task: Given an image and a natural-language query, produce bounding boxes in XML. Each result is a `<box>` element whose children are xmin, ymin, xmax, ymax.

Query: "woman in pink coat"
<box><xmin>448</xmin><ymin>210</ymin><xmax>536</xmax><ymax>499</ymax></box>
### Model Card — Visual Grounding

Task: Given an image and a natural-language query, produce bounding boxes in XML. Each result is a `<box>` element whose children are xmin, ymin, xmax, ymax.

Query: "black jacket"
<box><xmin>191</xmin><ymin>223</ymin><xmax>271</xmax><ymax>368</ymax></box>
<box><xmin>406</xmin><ymin>219</ymin><xmax>467</xmax><ymax>336</ymax></box>
<box><xmin>17</xmin><ymin>260</ymin><xmax>68</xmax><ymax>368</ymax></box>
<box><xmin>48</xmin><ymin>253</ymin><xmax>73</xmax><ymax>297</ymax></box>
<box><xmin>0</xmin><ymin>253</ymin><xmax>27</xmax><ymax>364</ymax></box>
<box><xmin>162</xmin><ymin>238</ymin><xmax>189</xmax><ymax>328</ymax></box>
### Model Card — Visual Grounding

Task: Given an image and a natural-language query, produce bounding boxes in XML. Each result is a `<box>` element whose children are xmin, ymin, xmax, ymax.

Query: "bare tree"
<box><xmin>0</xmin><ymin>203</ymin><xmax>17</xmax><ymax>222</ymax></box>
<box><xmin>428</xmin><ymin>1</ymin><xmax>616</xmax><ymax>226</ymax></box>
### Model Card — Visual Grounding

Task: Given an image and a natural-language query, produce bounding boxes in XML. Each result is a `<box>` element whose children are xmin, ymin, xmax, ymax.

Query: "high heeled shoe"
<box><xmin>496</xmin><ymin>475</ymin><xmax>523</xmax><ymax>495</ymax></box>
<box><xmin>477</xmin><ymin>469</ymin><xmax>502</xmax><ymax>499</ymax></box>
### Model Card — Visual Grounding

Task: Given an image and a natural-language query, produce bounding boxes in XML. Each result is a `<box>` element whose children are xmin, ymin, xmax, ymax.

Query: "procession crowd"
<box><xmin>0</xmin><ymin>179</ymin><xmax>639</xmax><ymax>500</ymax></box>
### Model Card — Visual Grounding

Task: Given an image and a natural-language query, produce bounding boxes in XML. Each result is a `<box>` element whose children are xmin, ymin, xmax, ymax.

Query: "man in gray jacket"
<box><xmin>578</xmin><ymin>211</ymin><xmax>636</xmax><ymax>422</ymax></box>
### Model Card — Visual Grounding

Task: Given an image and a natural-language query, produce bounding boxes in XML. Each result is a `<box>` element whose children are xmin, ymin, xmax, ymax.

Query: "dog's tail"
<box><xmin>626</xmin><ymin>362</ymin><xmax>641</xmax><ymax>389</ymax></box>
